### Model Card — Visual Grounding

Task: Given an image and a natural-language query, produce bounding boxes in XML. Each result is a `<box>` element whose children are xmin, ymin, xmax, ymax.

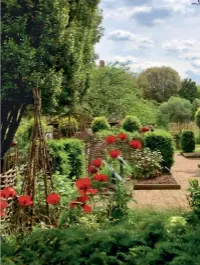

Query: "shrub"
<box><xmin>195</xmin><ymin>107</ymin><xmax>200</xmax><ymax>129</ymax></box>
<box><xmin>180</xmin><ymin>131</ymin><xmax>195</xmax><ymax>153</ymax></box>
<box><xmin>130</xmin><ymin>148</ymin><xmax>163</xmax><ymax>178</ymax></box>
<box><xmin>2</xmin><ymin>210</ymin><xmax>200</xmax><ymax>265</ymax></box>
<box><xmin>145</xmin><ymin>130</ymin><xmax>174</xmax><ymax>171</ymax></box>
<box><xmin>48</xmin><ymin>139</ymin><xmax>85</xmax><ymax>178</ymax></box>
<box><xmin>187</xmin><ymin>179</ymin><xmax>200</xmax><ymax>219</ymax></box>
<box><xmin>59</xmin><ymin>117</ymin><xmax>79</xmax><ymax>137</ymax></box>
<box><xmin>122</xmin><ymin>115</ymin><xmax>141</xmax><ymax>132</ymax></box>
<box><xmin>91</xmin><ymin>117</ymin><xmax>111</xmax><ymax>133</ymax></box>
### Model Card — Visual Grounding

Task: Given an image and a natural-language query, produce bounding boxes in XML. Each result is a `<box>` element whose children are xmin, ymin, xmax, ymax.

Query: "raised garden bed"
<box><xmin>181</xmin><ymin>152</ymin><xmax>200</xmax><ymax>158</ymax></box>
<box><xmin>126</xmin><ymin>174</ymin><xmax>181</xmax><ymax>190</ymax></box>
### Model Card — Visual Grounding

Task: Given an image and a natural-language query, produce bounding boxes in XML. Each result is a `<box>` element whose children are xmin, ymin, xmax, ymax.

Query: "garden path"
<box><xmin>130</xmin><ymin>154</ymin><xmax>200</xmax><ymax>210</ymax></box>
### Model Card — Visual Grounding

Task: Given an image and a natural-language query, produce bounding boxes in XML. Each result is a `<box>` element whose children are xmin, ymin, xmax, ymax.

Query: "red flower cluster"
<box><xmin>129</xmin><ymin>140</ymin><xmax>142</xmax><ymax>149</ymax></box>
<box><xmin>1</xmin><ymin>186</ymin><xmax>17</xmax><ymax>198</ymax></box>
<box><xmin>109</xmin><ymin>150</ymin><xmax>120</xmax><ymax>159</ymax></box>
<box><xmin>88</xmin><ymin>165</ymin><xmax>98</xmax><ymax>174</ymax></box>
<box><xmin>117</xmin><ymin>133</ymin><xmax>127</xmax><ymax>141</ymax></box>
<box><xmin>91</xmin><ymin>158</ymin><xmax>102</xmax><ymax>168</ymax></box>
<box><xmin>70</xmin><ymin>177</ymin><xmax>98</xmax><ymax>213</ymax></box>
<box><xmin>18</xmin><ymin>195</ymin><xmax>33</xmax><ymax>207</ymax></box>
<box><xmin>46</xmin><ymin>193</ymin><xmax>60</xmax><ymax>205</ymax></box>
<box><xmin>140</xmin><ymin>127</ymin><xmax>149</xmax><ymax>133</ymax></box>
<box><xmin>105</xmin><ymin>135</ymin><xmax>116</xmax><ymax>144</ymax></box>
<box><xmin>94</xmin><ymin>174</ymin><xmax>108</xmax><ymax>182</ymax></box>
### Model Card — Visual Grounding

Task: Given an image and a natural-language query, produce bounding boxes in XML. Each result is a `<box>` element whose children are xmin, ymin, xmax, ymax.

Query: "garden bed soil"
<box><xmin>126</xmin><ymin>174</ymin><xmax>181</xmax><ymax>190</ymax></box>
<box><xmin>181</xmin><ymin>152</ymin><xmax>200</xmax><ymax>158</ymax></box>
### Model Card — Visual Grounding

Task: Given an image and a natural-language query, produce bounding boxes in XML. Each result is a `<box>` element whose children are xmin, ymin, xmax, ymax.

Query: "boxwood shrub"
<box><xmin>180</xmin><ymin>130</ymin><xmax>195</xmax><ymax>153</ymax></box>
<box><xmin>91</xmin><ymin>117</ymin><xmax>111</xmax><ymax>133</ymax></box>
<box><xmin>48</xmin><ymin>139</ymin><xmax>85</xmax><ymax>178</ymax></box>
<box><xmin>145</xmin><ymin>130</ymin><xmax>174</xmax><ymax>171</ymax></box>
<box><xmin>122</xmin><ymin>115</ymin><xmax>141</xmax><ymax>132</ymax></box>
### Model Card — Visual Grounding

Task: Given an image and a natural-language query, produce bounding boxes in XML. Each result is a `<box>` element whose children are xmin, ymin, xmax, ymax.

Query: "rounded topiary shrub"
<box><xmin>145</xmin><ymin>130</ymin><xmax>174</xmax><ymax>171</ymax></box>
<box><xmin>122</xmin><ymin>115</ymin><xmax>141</xmax><ymax>132</ymax></box>
<box><xmin>91</xmin><ymin>117</ymin><xmax>111</xmax><ymax>133</ymax></box>
<box><xmin>180</xmin><ymin>130</ymin><xmax>195</xmax><ymax>153</ymax></box>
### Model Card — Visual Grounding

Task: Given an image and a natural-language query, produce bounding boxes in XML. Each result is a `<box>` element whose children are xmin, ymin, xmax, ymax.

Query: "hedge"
<box><xmin>180</xmin><ymin>131</ymin><xmax>195</xmax><ymax>153</ymax></box>
<box><xmin>145</xmin><ymin>130</ymin><xmax>174</xmax><ymax>171</ymax></box>
<box><xmin>91</xmin><ymin>117</ymin><xmax>111</xmax><ymax>133</ymax></box>
<box><xmin>122</xmin><ymin>115</ymin><xmax>141</xmax><ymax>132</ymax></box>
<box><xmin>2</xmin><ymin>215</ymin><xmax>200</xmax><ymax>265</ymax></box>
<box><xmin>48</xmin><ymin>139</ymin><xmax>85</xmax><ymax>179</ymax></box>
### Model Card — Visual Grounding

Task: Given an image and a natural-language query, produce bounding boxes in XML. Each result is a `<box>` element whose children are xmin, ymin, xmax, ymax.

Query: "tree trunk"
<box><xmin>1</xmin><ymin>102</ymin><xmax>27</xmax><ymax>172</ymax></box>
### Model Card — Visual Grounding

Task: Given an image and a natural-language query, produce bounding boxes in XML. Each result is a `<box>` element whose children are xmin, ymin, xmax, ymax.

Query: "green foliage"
<box><xmin>187</xmin><ymin>179</ymin><xmax>200</xmax><ymax>218</ymax></box>
<box><xmin>2</xmin><ymin>209</ymin><xmax>200</xmax><ymax>265</ymax></box>
<box><xmin>122</xmin><ymin>115</ymin><xmax>141</xmax><ymax>132</ymax></box>
<box><xmin>180</xmin><ymin>130</ymin><xmax>195</xmax><ymax>153</ymax></box>
<box><xmin>195</xmin><ymin>108</ymin><xmax>200</xmax><ymax>129</ymax></box>
<box><xmin>84</xmin><ymin>65</ymin><xmax>159</xmax><ymax>124</ymax></box>
<box><xmin>14</xmin><ymin>117</ymin><xmax>53</xmax><ymax>160</ymax></box>
<box><xmin>48</xmin><ymin>139</ymin><xmax>85</xmax><ymax>179</ymax></box>
<box><xmin>91</xmin><ymin>117</ymin><xmax>111</xmax><ymax>133</ymax></box>
<box><xmin>58</xmin><ymin>117</ymin><xmax>79</xmax><ymax>137</ymax></box>
<box><xmin>192</xmin><ymin>98</ymin><xmax>200</xmax><ymax>117</ymax></box>
<box><xmin>130</xmin><ymin>148</ymin><xmax>163</xmax><ymax>178</ymax></box>
<box><xmin>158</xmin><ymin>97</ymin><xmax>193</xmax><ymax>125</ymax></box>
<box><xmin>145</xmin><ymin>130</ymin><xmax>174</xmax><ymax>171</ymax></box>
<box><xmin>179</xmin><ymin>78</ymin><xmax>198</xmax><ymax>103</ymax></box>
<box><xmin>138</xmin><ymin>67</ymin><xmax>181</xmax><ymax>103</ymax></box>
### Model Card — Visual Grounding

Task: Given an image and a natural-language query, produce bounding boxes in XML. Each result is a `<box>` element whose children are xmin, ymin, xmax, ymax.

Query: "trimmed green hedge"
<box><xmin>181</xmin><ymin>131</ymin><xmax>195</xmax><ymax>153</ymax></box>
<box><xmin>48</xmin><ymin>139</ymin><xmax>85</xmax><ymax>179</ymax></box>
<box><xmin>145</xmin><ymin>130</ymin><xmax>174</xmax><ymax>171</ymax></box>
<box><xmin>2</xmin><ymin>213</ymin><xmax>200</xmax><ymax>265</ymax></box>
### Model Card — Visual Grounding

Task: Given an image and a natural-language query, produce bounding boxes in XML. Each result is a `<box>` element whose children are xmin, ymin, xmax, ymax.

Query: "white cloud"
<box><xmin>163</xmin><ymin>39</ymin><xmax>198</xmax><ymax>53</ymax></box>
<box><xmin>180</xmin><ymin>52</ymin><xmax>200</xmax><ymax>61</ymax></box>
<box><xmin>107</xmin><ymin>30</ymin><xmax>154</xmax><ymax>48</ymax></box>
<box><xmin>192</xmin><ymin>60</ymin><xmax>200</xmax><ymax>69</ymax></box>
<box><xmin>110</xmin><ymin>55</ymin><xmax>174</xmax><ymax>73</ymax></box>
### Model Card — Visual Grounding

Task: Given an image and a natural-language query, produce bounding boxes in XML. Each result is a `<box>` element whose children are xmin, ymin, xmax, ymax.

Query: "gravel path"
<box><xmin>129</xmin><ymin>154</ymin><xmax>200</xmax><ymax>210</ymax></box>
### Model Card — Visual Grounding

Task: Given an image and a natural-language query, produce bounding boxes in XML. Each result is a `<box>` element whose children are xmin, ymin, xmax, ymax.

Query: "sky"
<box><xmin>95</xmin><ymin>0</ymin><xmax>200</xmax><ymax>84</ymax></box>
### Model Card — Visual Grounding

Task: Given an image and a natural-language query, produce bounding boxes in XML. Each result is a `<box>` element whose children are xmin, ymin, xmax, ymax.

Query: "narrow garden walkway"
<box><xmin>130</xmin><ymin>154</ymin><xmax>200</xmax><ymax>210</ymax></box>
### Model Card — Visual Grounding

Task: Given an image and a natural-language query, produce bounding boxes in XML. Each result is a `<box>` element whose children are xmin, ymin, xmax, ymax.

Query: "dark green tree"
<box><xmin>179</xmin><ymin>78</ymin><xmax>198</xmax><ymax>103</ymax></box>
<box><xmin>137</xmin><ymin>67</ymin><xmax>181</xmax><ymax>103</ymax></box>
<box><xmin>1</xmin><ymin>0</ymin><xmax>102</xmax><ymax>162</ymax></box>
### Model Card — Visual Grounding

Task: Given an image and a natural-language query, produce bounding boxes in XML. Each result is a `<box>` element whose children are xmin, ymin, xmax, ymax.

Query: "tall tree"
<box><xmin>137</xmin><ymin>67</ymin><xmax>181</xmax><ymax>103</ymax></box>
<box><xmin>179</xmin><ymin>78</ymin><xmax>197</xmax><ymax>103</ymax></box>
<box><xmin>1</xmin><ymin>0</ymin><xmax>102</xmax><ymax>162</ymax></box>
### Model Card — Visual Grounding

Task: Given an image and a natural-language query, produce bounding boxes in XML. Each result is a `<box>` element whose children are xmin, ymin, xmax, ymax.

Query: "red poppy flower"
<box><xmin>46</xmin><ymin>193</ymin><xmax>60</xmax><ymax>205</ymax></box>
<box><xmin>70</xmin><ymin>200</ymin><xmax>78</xmax><ymax>208</ymax></box>
<box><xmin>82</xmin><ymin>204</ymin><xmax>92</xmax><ymax>213</ymax></box>
<box><xmin>140</xmin><ymin>127</ymin><xmax>149</xmax><ymax>133</ymax></box>
<box><xmin>109</xmin><ymin>150</ymin><xmax>121</xmax><ymax>159</ymax></box>
<box><xmin>129</xmin><ymin>140</ymin><xmax>142</xmax><ymax>149</ymax></box>
<box><xmin>117</xmin><ymin>133</ymin><xmax>127</xmax><ymax>141</ymax></box>
<box><xmin>76</xmin><ymin>178</ymin><xmax>91</xmax><ymax>192</ymax></box>
<box><xmin>0</xmin><ymin>210</ymin><xmax>6</xmax><ymax>217</ymax></box>
<box><xmin>0</xmin><ymin>199</ymin><xmax>7</xmax><ymax>209</ymax></box>
<box><xmin>11</xmin><ymin>141</ymin><xmax>17</xmax><ymax>147</ymax></box>
<box><xmin>105</xmin><ymin>135</ymin><xmax>116</xmax><ymax>144</ymax></box>
<box><xmin>88</xmin><ymin>165</ymin><xmax>98</xmax><ymax>174</ymax></box>
<box><xmin>18</xmin><ymin>195</ymin><xmax>33</xmax><ymax>207</ymax></box>
<box><xmin>94</xmin><ymin>174</ymin><xmax>108</xmax><ymax>182</ymax></box>
<box><xmin>91</xmin><ymin>158</ymin><xmax>102</xmax><ymax>168</ymax></box>
<box><xmin>70</xmin><ymin>195</ymin><xmax>89</xmax><ymax>208</ymax></box>
<box><xmin>78</xmin><ymin>188</ymin><xmax>98</xmax><ymax>196</ymax></box>
<box><xmin>1</xmin><ymin>187</ymin><xmax>17</xmax><ymax>198</ymax></box>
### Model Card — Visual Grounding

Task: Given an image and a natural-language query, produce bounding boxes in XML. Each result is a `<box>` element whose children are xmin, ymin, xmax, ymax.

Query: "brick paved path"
<box><xmin>129</xmin><ymin>154</ymin><xmax>200</xmax><ymax>210</ymax></box>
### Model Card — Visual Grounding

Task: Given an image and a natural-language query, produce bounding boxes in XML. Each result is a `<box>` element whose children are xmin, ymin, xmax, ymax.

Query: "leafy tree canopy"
<box><xmin>1</xmin><ymin>0</ymin><xmax>103</xmax><ymax>160</ymax></box>
<box><xmin>137</xmin><ymin>67</ymin><xmax>181</xmax><ymax>103</ymax></box>
<box><xmin>157</xmin><ymin>96</ymin><xmax>193</xmax><ymax>126</ymax></box>
<box><xmin>83</xmin><ymin>65</ymin><xmax>159</xmax><ymax>124</ymax></box>
<box><xmin>179</xmin><ymin>78</ymin><xmax>198</xmax><ymax>103</ymax></box>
